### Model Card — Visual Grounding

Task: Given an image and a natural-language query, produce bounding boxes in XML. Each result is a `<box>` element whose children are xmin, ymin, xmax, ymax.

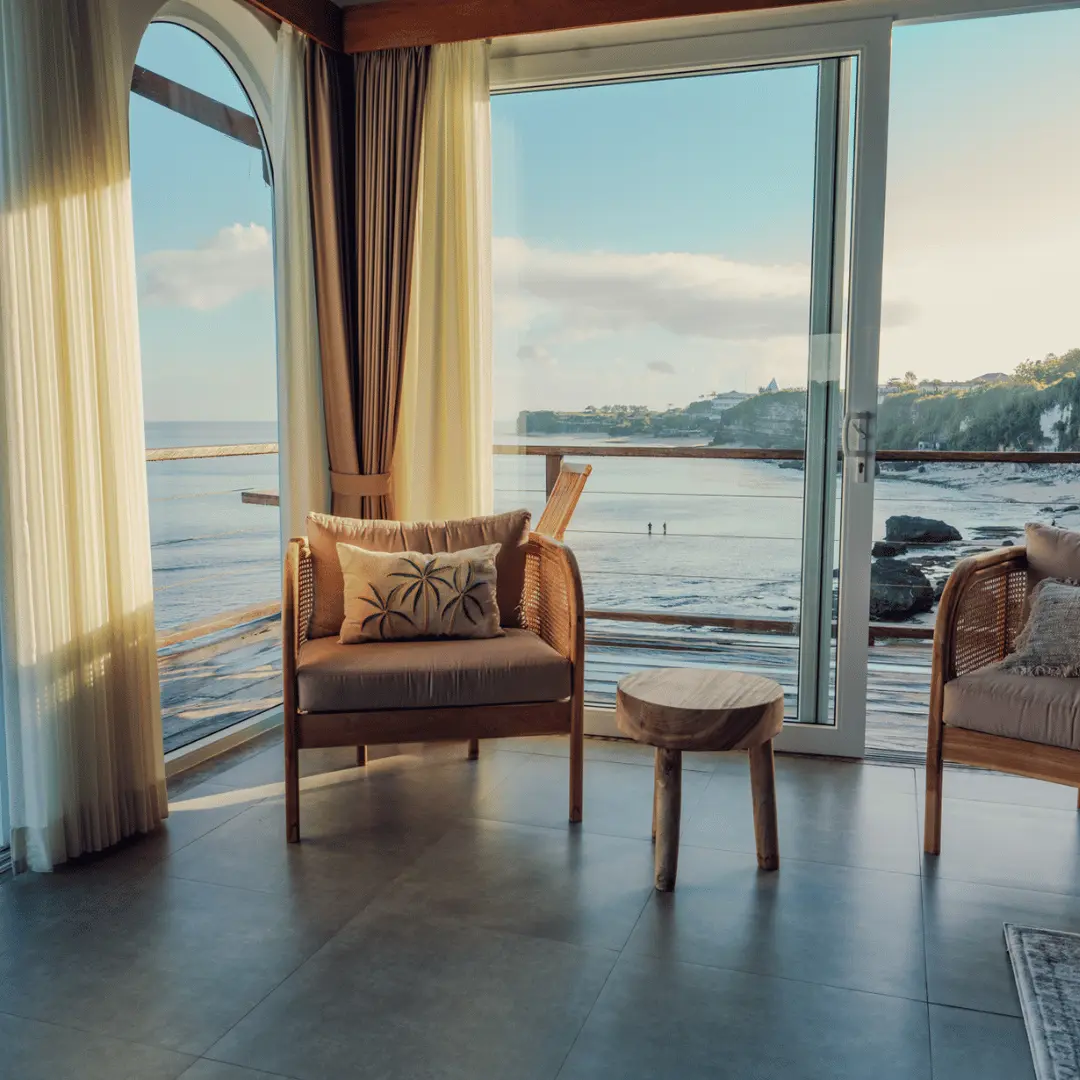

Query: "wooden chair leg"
<box><xmin>569</xmin><ymin>711</ymin><xmax>584</xmax><ymax>824</ymax></box>
<box><xmin>285</xmin><ymin>720</ymin><xmax>300</xmax><ymax>844</ymax></box>
<box><xmin>925</xmin><ymin>722</ymin><xmax>945</xmax><ymax>856</ymax></box>
<box><xmin>356</xmin><ymin>745</ymin><xmax>368</xmax><ymax>767</ymax></box>
<box><xmin>748</xmin><ymin>741</ymin><xmax>779</xmax><ymax>871</ymax></box>
<box><xmin>467</xmin><ymin>738</ymin><xmax>480</xmax><ymax>761</ymax></box>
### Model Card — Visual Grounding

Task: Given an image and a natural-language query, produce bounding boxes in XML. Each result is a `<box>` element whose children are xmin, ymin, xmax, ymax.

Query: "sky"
<box><xmin>130</xmin><ymin>23</ymin><xmax>275</xmax><ymax>423</ymax></box>
<box><xmin>128</xmin><ymin>10</ymin><xmax>1080</xmax><ymax>425</ymax></box>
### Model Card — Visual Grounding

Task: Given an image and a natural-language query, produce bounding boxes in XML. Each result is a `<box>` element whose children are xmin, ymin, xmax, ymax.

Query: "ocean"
<box><xmin>146</xmin><ymin>421</ymin><xmax>1080</xmax><ymax>638</ymax></box>
<box><xmin>147</xmin><ymin>421</ymin><xmax>280</xmax><ymax>633</ymax></box>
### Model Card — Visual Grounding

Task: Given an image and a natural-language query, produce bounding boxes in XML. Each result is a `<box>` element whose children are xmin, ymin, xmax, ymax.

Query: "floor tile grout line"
<box><xmin>157</xmin><ymin>793</ymin><xmax>277</xmax><ymax>864</ymax></box>
<box><xmin>918</xmin><ymin>777</ymin><xmax>935</xmax><ymax>1078</ymax></box>
<box><xmin>188</xmin><ymin>1052</ymin><xmax>302</xmax><ymax>1080</ymax></box>
<box><xmin>463</xmin><ymin>808</ymin><xmax>927</xmax><ymax>881</ymax></box>
<box><xmin>551</xmin><ymin>943</ymin><xmax>626</xmax><ymax>1080</ymax></box>
<box><xmin>193</xmin><ymin>826</ymin><xmax>458</xmax><ymax>1067</ymax></box>
<box><xmin>924</xmin><ymin>999</ymin><xmax>935</xmax><ymax>1079</ymax></box>
<box><xmin>0</xmin><ymin>1005</ymin><xmax>201</xmax><ymax>1062</ymax></box>
<box><xmin>619</xmin><ymin>945</ymin><xmax>932</xmax><ymax>1005</ymax></box>
<box><xmin>926</xmin><ymin>1000</ymin><xmax>1026</xmax><ymax>1021</ymax></box>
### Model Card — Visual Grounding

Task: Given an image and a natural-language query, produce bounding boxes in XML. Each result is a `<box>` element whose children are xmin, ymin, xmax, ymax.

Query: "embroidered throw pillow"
<box><xmin>337</xmin><ymin>542</ymin><xmax>504</xmax><ymax>644</ymax></box>
<box><xmin>999</xmin><ymin>578</ymin><xmax>1080</xmax><ymax>677</ymax></box>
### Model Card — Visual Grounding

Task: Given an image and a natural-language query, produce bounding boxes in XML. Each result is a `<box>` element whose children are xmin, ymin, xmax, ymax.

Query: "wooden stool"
<box><xmin>616</xmin><ymin>669</ymin><xmax>784</xmax><ymax>891</ymax></box>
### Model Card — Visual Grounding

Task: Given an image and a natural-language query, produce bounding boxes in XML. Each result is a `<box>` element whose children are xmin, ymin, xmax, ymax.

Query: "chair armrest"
<box><xmin>521</xmin><ymin>533</ymin><xmax>585</xmax><ymax>673</ymax></box>
<box><xmin>933</xmin><ymin>544</ymin><xmax>1029</xmax><ymax>685</ymax></box>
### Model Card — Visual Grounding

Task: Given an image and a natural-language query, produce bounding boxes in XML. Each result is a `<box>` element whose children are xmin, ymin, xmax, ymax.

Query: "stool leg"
<box><xmin>654</xmin><ymin>748</ymin><xmax>682</xmax><ymax>891</ymax></box>
<box><xmin>748</xmin><ymin>740</ymin><xmax>779</xmax><ymax>871</ymax></box>
<box><xmin>467</xmin><ymin>738</ymin><xmax>480</xmax><ymax>761</ymax></box>
<box><xmin>651</xmin><ymin>770</ymin><xmax>658</xmax><ymax>843</ymax></box>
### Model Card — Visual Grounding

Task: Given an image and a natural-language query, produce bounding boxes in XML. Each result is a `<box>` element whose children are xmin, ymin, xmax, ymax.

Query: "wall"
<box><xmin>113</xmin><ymin>0</ymin><xmax>278</xmax><ymax>134</ymax></box>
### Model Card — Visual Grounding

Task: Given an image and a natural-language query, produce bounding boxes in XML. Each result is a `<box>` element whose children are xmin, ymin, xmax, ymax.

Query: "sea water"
<box><xmin>146</xmin><ymin>422</ymin><xmax>1080</xmax><ymax>636</ymax></box>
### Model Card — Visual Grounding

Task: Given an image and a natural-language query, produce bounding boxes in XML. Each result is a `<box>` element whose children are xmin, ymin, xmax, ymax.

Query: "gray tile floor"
<box><xmin>2</xmin><ymin>732</ymin><xmax>1075</xmax><ymax>1079</ymax></box>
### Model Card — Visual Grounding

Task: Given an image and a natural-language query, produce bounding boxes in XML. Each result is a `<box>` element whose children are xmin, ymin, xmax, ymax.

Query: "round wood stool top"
<box><xmin>616</xmin><ymin>669</ymin><xmax>784</xmax><ymax>752</ymax></box>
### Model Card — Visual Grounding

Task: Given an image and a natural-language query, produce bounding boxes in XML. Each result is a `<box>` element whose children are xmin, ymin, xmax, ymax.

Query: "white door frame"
<box><xmin>491</xmin><ymin>18</ymin><xmax>892</xmax><ymax>757</ymax></box>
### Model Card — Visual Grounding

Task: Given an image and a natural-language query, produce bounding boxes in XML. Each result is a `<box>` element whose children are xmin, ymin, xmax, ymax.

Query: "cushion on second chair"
<box><xmin>999</xmin><ymin>578</ymin><xmax>1080</xmax><ymax>677</ymax></box>
<box><xmin>944</xmin><ymin>665</ymin><xmax>1080</xmax><ymax>752</ymax></box>
<box><xmin>1025</xmin><ymin>522</ymin><xmax>1080</xmax><ymax>588</ymax></box>
<box><xmin>296</xmin><ymin>628</ymin><xmax>571</xmax><ymax>712</ymax></box>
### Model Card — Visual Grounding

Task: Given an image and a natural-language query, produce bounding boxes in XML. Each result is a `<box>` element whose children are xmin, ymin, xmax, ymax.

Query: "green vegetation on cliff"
<box><xmin>515</xmin><ymin>348</ymin><xmax>1080</xmax><ymax>452</ymax></box>
<box><xmin>709</xmin><ymin>390</ymin><xmax>807</xmax><ymax>449</ymax></box>
<box><xmin>877</xmin><ymin>349</ymin><xmax>1080</xmax><ymax>452</ymax></box>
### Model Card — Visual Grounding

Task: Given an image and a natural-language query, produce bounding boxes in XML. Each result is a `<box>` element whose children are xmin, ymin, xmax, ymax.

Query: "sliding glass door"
<box><xmin>491</xmin><ymin>21</ymin><xmax>890</xmax><ymax>757</ymax></box>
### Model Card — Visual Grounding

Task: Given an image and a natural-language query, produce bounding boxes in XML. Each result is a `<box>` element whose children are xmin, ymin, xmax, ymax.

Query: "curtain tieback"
<box><xmin>330</xmin><ymin>471</ymin><xmax>391</xmax><ymax>497</ymax></box>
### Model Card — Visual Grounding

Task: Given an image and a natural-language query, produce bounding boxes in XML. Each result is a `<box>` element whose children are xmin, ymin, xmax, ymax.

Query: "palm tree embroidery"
<box><xmin>440</xmin><ymin>562</ymin><xmax>491</xmax><ymax>630</ymax></box>
<box><xmin>388</xmin><ymin>554</ymin><xmax>456</xmax><ymax>628</ymax></box>
<box><xmin>358</xmin><ymin>583</ymin><xmax>417</xmax><ymax>640</ymax></box>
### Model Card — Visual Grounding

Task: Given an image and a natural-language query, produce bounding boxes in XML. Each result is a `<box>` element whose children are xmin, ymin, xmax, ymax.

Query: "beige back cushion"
<box><xmin>306</xmin><ymin>510</ymin><xmax>532</xmax><ymax>638</ymax></box>
<box><xmin>1026</xmin><ymin>522</ymin><xmax>1080</xmax><ymax>587</ymax></box>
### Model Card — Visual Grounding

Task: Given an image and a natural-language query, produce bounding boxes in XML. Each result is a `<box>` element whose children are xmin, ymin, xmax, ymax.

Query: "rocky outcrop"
<box><xmin>885</xmin><ymin>515</ymin><xmax>961</xmax><ymax>545</ymax></box>
<box><xmin>872</xmin><ymin>540</ymin><xmax>908</xmax><ymax>558</ymax></box>
<box><xmin>870</xmin><ymin>559</ymin><xmax>936</xmax><ymax>621</ymax></box>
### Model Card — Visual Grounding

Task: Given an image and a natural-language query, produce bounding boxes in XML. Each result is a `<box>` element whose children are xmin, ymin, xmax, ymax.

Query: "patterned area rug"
<box><xmin>1005</xmin><ymin>924</ymin><xmax>1080</xmax><ymax>1079</ymax></box>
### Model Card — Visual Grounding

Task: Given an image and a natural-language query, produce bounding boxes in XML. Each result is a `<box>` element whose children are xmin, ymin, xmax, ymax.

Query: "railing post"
<box><xmin>545</xmin><ymin>453</ymin><xmax>563</xmax><ymax>498</ymax></box>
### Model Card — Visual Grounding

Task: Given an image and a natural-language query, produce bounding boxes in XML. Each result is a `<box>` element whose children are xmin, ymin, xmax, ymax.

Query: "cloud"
<box><xmin>494</xmin><ymin>236</ymin><xmax>811</xmax><ymax>345</ymax></box>
<box><xmin>647</xmin><ymin>360</ymin><xmax>676</xmax><ymax>374</ymax></box>
<box><xmin>141</xmin><ymin>223</ymin><xmax>272</xmax><ymax>310</ymax></box>
<box><xmin>516</xmin><ymin>343</ymin><xmax>557</xmax><ymax>368</ymax></box>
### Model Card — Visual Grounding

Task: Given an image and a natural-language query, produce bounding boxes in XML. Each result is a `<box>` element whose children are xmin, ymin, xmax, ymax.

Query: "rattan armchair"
<box><xmin>282</xmin><ymin>532</ymin><xmax>585</xmax><ymax>842</ymax></box>
<box><xmin>925</xmin><ymin>544</ymin><xmax>1080</xmax><ymax>855</ymax></box>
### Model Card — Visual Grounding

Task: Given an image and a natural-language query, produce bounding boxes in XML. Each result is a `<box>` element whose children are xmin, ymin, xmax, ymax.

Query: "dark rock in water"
<box><xmin>1061</xmin><ymin>504</ymin><xmax>1080</xmax><ymax>513</ymax></box>
<box><xmin>933</xmin><ymin>577</ymin><xmax>947</xmax><ymax>600</ymax></box>
<box><xmin>1002</xmin><ymin>540</ymin><xmax>1014</xmax><ymax>547</ymax></box>
<box><xmin>870</xmin><ymin>559</ymin><xmax>936</xmax><ymax>621</ymax></box>
<box><xmin>972</xmin><ymin>525</ymin><xmax>1020</xmax><ymax>541</ymax></box>
<box><xmin>885</xmin><ymin>515</ymin><xmax>962</xmax><ymax>544</ymax></box>
<box><xmin>872</xmin><ymin>540</ymin><xmax>908</xmax><ymax>558</ymax></box>
<box><xmin>778</xmin><ymin>461</ymin><xmax>804</xmax><ymax>471</ymax></box>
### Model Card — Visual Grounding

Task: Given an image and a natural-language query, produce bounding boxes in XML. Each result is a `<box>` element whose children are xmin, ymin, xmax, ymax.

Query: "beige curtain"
<box><xmin>272</xmin><ymin>25</ymin><xmax>330</xmax><ymax>541</ymax></box>
<box><xmin>394</xmin><ymin>42</ymin><xmax>494</xmax><ymax>521</ymax></box>
<box><xmin>306</xmin><ymin>45</ymin><xmax>431</xmax><ymax>519</ymax></box>
<box><xmin>0</xmin><ymin>0</ymin><xmax>167</xmax><ymax>871</ymax></box>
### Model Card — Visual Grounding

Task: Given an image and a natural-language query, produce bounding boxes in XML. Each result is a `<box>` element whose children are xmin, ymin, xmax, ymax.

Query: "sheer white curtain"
<box><xmin>395</xmin><ymin>41</ymin><xmax>494</xmax><ymax>521</ymax></box>
<box><xmin>273</xmin><ymin>24</ymin><xmax>330</xmax><ymax>542</ymax></box>
<box><xmin>0</xmin><ymin>0</ymin><xmax>167</xmax><ymax>872</ymax></box>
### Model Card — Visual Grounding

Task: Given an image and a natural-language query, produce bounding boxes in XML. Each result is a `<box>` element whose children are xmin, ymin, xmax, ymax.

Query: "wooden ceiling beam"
<box><xmin>244</xmin><ymin>0</ymin><xmax>344</xmax><ymax>51</ymax></box>
<box><xmin>343</xmin><ymin>0</ymin><xmax>839</xmax><ymax>52</ymax></box>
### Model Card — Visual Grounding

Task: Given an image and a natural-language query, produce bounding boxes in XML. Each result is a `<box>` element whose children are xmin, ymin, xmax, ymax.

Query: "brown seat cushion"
<box><xmin>306</xmin><ymin>509</ymin><xmax>531</xmax><ymax>637</ymax></box>
<box><xmin>944</xmin><ymin>665</ymin><xmax>1080</xmax><ymax>752</ymax></box>
<box><xmin>296</xmin><ymin>628</ymin><xmax>571</xmax><ymax>713</ymax></box>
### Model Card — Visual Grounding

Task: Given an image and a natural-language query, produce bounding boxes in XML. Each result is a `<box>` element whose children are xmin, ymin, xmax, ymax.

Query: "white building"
<box><xmin>709</xmin><ymin>390</ymin><xmax>753</xmax><ymax>415</ymax></box>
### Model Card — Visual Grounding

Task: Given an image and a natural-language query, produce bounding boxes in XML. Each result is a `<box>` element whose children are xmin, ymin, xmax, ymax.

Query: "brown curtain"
<box><xmin>306</xmin><ymin>44</ymin><xmax>431</xmax><ymax>519</ymax></box>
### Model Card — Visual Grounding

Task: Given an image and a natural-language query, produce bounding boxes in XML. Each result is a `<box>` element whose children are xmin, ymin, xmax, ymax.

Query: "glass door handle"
<box><xmin>844</xmin><ymin>411</ymin><xmax>875</xmax><ymax>483</ymax></box>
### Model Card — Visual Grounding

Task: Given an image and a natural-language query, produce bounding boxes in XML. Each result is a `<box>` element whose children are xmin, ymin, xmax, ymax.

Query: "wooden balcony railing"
<box><xmin>156</xmin><ymin>438</ymin><xmax>1078</xmax><ymax>650</ymax></box>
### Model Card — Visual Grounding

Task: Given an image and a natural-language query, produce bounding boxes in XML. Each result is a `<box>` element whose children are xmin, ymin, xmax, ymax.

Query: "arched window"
<box><xmin>130</xmin><ymin>21</ymin><xmax>281</xmax><ymax>753</ymax></box>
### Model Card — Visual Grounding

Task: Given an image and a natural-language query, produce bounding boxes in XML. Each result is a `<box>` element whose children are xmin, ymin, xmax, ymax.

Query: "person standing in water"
<box><xmin>663</xmin><ymin>523</ymin><xmax>667</xmax><ymax>536</ymax></box>
<box><xmin>648</xmin><ymin>522</ymin><xmax>653</xmax><ymax>536</ymax></box>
